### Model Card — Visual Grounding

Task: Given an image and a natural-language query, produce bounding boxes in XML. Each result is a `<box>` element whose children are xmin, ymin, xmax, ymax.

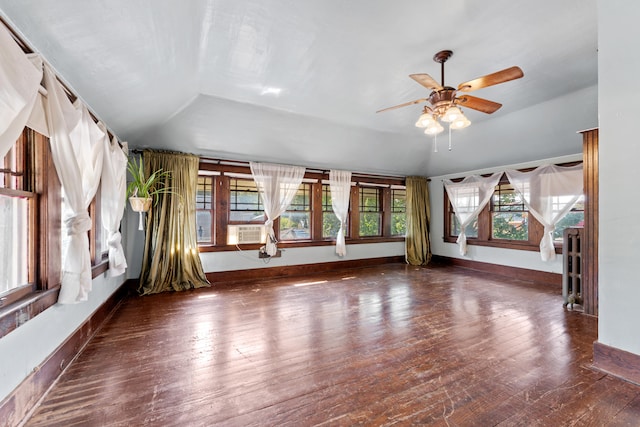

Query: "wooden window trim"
<box><xmin>198</xmin><ymin>161</ymin><xmax>406</xmax><ymax>250</ymax></box>
<box><xmin>443</xmin><ymin>161</ymin><xmax>583</xmax><ymax>253</ymax></box>
<box><xmin>0</xmin><ymin>129</ymin><xmax>111</xmax><ymax>340</ymax></box>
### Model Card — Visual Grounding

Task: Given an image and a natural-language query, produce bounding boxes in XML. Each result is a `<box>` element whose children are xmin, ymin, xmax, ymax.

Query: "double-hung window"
<box><xmin>359</xmin><ymin>186</ymin><xmax>382</xmax><ymax>237</ymax></box>
<box><xmin>196</xmin><ymin>175</ymin><xmax>214</xmax><ymax>243</ymax></box>
<box><xmin>279</xmin><ymin>183</ymin><xmax>311</xmax><ymax>240</ymax></box>
<box><xmin>390</xmin><ymin>188</ymin><xmax>407</xmax><ymax>236</ymax></box>
<box><xmin>491</xmin><ymin>183</ymin><xmax>529</xmax><ymax>241</ymax></box>
<box><xmin>229</xmin><ymin>178</ymin><xmax>264</xmax><ymax>223</ymax></box>
<box><xmin>0</xmin><ymin>130</ymin><xmax>34</xmax><ymax>305</ymax></box>
<box><xmin>321</xmin><ymin>183</ymin><xmax>347</xmax><ymax>238</ymax></box>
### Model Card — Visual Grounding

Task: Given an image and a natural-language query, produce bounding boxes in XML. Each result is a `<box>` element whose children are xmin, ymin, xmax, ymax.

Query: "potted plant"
<box><xmin>126</xmin><ymin>157</ymin><xmax>171</xmax><ymax>229</ymax></box>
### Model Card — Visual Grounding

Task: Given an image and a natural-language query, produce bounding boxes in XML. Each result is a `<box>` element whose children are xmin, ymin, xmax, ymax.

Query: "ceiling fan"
<box><xmin>377</xmin><ymin>49</ymin><xmax>524</xmax><ymax>134</ymax></box>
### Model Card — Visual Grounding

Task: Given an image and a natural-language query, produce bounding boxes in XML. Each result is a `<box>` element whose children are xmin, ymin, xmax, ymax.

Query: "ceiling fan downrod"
<box><xmin>433</xmin><ymin>50</ymin><xmax>453</xmax><ymax>87</ymax></box>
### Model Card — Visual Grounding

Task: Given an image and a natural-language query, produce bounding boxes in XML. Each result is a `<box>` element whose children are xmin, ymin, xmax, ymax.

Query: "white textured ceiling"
<box><xmin>0</xmin><ymin>0</ymin><xmax>597</xmax><ymax>176</ymax></box>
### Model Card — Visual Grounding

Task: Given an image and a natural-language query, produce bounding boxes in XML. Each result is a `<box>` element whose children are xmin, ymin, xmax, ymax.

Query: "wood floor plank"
<box><xmin>21</xmin><ymin>263</ymin><xmax>640</xmax><ymax>426</ymax></box>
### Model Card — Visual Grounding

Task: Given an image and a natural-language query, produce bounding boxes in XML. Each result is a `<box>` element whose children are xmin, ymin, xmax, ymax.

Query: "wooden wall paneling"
<box><xmin>581</xmin><ymin>128</ymin><xmax>598</xmax><ymax>316</ymax></box>
<box><xmin>593</xmin><ymin>341</ymin><xmax>640</xmax><ymax>386</ymax></box>
<box><xmin>214</xmin><ymin>175</ymin><xmax>229</xmax><ymax>246</ymax></box>
<box><xmin>432</xmin><ymin>255</ymin><xmax>562</xmax><ymax>286</ymax></box>
<box><xmin>311</xmin><ymin>182</ymin><xmax>323</xmax><ymax>241</ymax></box>
<box><xmin>0</xmin><ymin>280</ymin><xmax>130</xmax><ymax>427</ymax></box>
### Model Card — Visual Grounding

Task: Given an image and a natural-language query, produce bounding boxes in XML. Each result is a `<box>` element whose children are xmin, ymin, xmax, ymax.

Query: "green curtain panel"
<box><xmin>138</xmin><ymin>150</ymin><xmax>210</xmax><ymax>295</ymax></box>
<box><xmin>405</xmin><ymin>176</ymin><xmax>432</xmax><ymax>266</ymax></box>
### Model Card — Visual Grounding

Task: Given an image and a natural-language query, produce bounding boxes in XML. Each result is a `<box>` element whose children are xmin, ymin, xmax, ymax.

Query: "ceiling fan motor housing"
<box><xmin>429</xmin><ymin>87</ymin><xmax>457</xmax><ymax>113</ymax></box>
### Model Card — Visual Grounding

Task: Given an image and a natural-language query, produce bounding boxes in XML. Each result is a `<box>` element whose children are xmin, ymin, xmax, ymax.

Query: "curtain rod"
<box><xmin>133</xmin><ymin>149</ymin><xmax>408</xmax><ymax>181</ymax></box>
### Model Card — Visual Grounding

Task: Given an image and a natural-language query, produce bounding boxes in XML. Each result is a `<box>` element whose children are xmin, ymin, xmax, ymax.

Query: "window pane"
<box><xmin>323</xmin><ymin>212</ymin><xmax>341</xmax><ymax>238</ymax></box>
<box><xmin>451</xmin><ymin>214</ymin><xmax>478</xmax><ymax>238</ymax></box>
<box><xmin>196</xmin><ymin>210</ymin><xmax>212</xmax><ymax>242</ymax></box>
<box><xmin>196</xmin><ymin>176</ymin><xmax>213</xmax><ymax>209</ymax></box>
<box><xmin>280</xmin><ymin>184</ymin><xmax>311</xmax><ymax>240</ymax></box>
<box><xmin>492</xmin><ymin>212</ymin><xmax>529</xmax><ymax>240</ymax></box>
<box><xmin>491</xmin><ymin>183</ymin><xmax>528</xmax><ymax>241</ymax></box>
<box><xmin>322</xmin><ymin>184</ymin><xmax>349</xmax><ymax>239</ymax></box>
<box><xmin>229</xmin><ymin>210</ymin><xmax>265</xmax><ymax>222</ymax></box>
<box><xmin>553</xmin><ymin>196</ymin><xmax>584</xmax><ymax>242</ymax></box>
<box><xmin>279</xmin><ymin>211</ymin><xmax>311</xmax><ymax>240</ymax></box>
<box><xmin>554</xmin><ymin>211</ymin><xmax>585</xmax><ymax>241</ymax></box>
<box><xmin>492</xmin><ymin>183</ymin><xmax>526</xmax><ymax>212</ymax></box>
<box><xmin>0</xmin><ymin>194</ymin><xmax>28</xmax><ymax>294</ymax></box>
<box><xmin>322</xmin><ymin>185</ymin><xmax>333</xmax><ymax>210</ymax></box>
<box><xmin>359</xmin><ymin>212</ymin><xmax>381</xmax><ymax>236</ymax></box>
<box><xmin>229</xmin><ymin>179</ymin><xmax>264</xmax><ymax>222</ymax></box>
<box><xmin>391</xmin><ymin>188</ymin><xmax>406</xmax><ymax>236</ymax></box>
<box><xmin>360</xmin><ymin>187</ymin><xmax>380</xmax><ymax>212</ymax></box>
<box><xmin>359</xmin><ymin>187</ymin><xmax>381</xmax><ymax>237</ymax></box>
<box><xmin>391</xmin><ymin>213</ymin><xmax>406</xmax><ymax>236</ymax></box>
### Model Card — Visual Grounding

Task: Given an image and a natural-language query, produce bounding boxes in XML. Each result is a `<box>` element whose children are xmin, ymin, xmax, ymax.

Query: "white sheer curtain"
<box><xmin>443</xmin><ymin>172</ymin><xmax>502</xmax><ymax>255</ymax></box>
<box><xmin>0</xmin><ymin>24</ymin><xmax>42</xmax><ymax>158</ymax></box>
<box><xmin>44</xmin><ymin>64</ymin><xmax>105</xmax><ymax>303</ymax></box>
<box><xmin>329</xmin><ymin>170</ymin><xmax>352</xmax><ymax>257</ymax></box>
<box><xmin>505</xmin><ymin>164</ymin><xmax>583</xmax><ymax>261</ymax></box>
<box><xmin>250</xmin><ymin>162</ymin><xmax>305</xmax><ymax>256</ymax></box>
<box><xmin>100</xmin><ymin>127</ymin><xmax>128</xmax><ymax>277</ymax></box>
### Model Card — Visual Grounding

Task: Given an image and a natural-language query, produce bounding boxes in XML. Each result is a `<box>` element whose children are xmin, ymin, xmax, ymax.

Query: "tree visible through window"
<box><xmin>391</xmin><ymin>188</ymin><xmax>406</xmax><ymax>236</ymax></box>
<box><xmin>359</xmin><ymin>187</ymin><xmax>381</xmax><ymax>237</ymax></box>
<box><xmin>553</xmin><ymin>195</ymin><xmax>584</xmax><ymax>241</ymax></box>
<box><xmin>491</xmin><ymin>183</ymin><xmax>528</xmax><ymax>241</ymax></box>
<box><xmin>322</xmin><ymin>184</ymin><xmax>344</xmax><ymax>238</ymax></box>
<box><xmin>279</xmin><ymin>183</ymin><xmax>311</xmax><ymax>240</ymax></box>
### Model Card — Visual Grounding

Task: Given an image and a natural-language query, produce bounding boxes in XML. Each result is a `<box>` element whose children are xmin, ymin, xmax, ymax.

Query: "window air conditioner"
<box><xmin>227</xmin><ymin>225</ymin><xmax>267</xmax><ymax>245</ymax></box>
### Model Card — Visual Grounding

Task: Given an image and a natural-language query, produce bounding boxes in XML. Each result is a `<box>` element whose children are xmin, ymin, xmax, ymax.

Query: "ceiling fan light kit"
<box><xmin>378</xmin><ymin>49</ymin><xmax>523</xmax><ymax>152</ymax></box>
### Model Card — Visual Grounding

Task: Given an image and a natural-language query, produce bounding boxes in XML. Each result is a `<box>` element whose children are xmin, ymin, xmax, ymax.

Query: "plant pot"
<box><xmin>129</xmin><ymin>196</ymin><xmax>152</xmax><ymax>213</ymax></box>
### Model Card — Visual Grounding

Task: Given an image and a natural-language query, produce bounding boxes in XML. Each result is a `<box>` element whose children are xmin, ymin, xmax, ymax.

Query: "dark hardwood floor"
<box><xmin>24</xmin><ymin>264</ymin><xmax>640</xmax><ymax>426</ymax></box>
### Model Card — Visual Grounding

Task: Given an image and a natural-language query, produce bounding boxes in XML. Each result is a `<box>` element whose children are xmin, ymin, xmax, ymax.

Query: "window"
<box><xmin>196</xmin><ymin>175</ymin><xmax>214</xmax><ymax>243</ymax></box>
<box><xmin>359</xmin><ymin>187</ymin><xmax>382</xmax><ymax>237</ymax></box>
<box><xmin>0</xmin><ymin>128</ymin><xmax>62</xmax><ymax>324</ymax></box>
<box><xmin>60</xmin><ymin>184</ymin><xmax>107</xmax><ymax>267</ymax></box>
<box><xmin>229</xmin><ymin>178</ymin><xmax>264</xmax><ymax>223</ymax></box>
<box><xmin>491</xmin><ymin>183</ymin><xmax>528</xmax><ymax>241</ymax></box>
<box><xmin>1</xmin><ymin>131</ymin><xmax>36</xmax><ymax>302</ymax></box>
<box><xmin>447</xmin><ymin>195</ymin><xmax>478</xmax><ymax>239</ymax></box>
<box><xmin>322</xmin><ymin>184</ymin><xmax>347</xmax><ymax>238</ymax></box>
<box><xmin>390</xmin><ymin>188</ymin><xmax>406</xmax><ymax>236</ymax></box>
<box><xmin>197</xmin><ymin>165</ymin><xmax>405</xmax><ymax>249</ymax></box>
<box><xmin>279</xmin><ymin>183</ymin><xmax>311</xmax><ymax>240</ymax></box>
<box><xmin>443</xmin><ymin>162</ymin><xmax>584</xmax><ymax>252</ymax></box>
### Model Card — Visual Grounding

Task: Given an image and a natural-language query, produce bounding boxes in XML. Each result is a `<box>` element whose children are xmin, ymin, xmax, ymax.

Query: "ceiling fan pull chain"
<box><xmin>448</xmin><ymin>124</ymin><xmax>453</xmax><ymax>151</ymax></box>
<box><xmin>433</xmin><ymin>134</ymin><xmax>438</xmax><ymax>153</ymax></box>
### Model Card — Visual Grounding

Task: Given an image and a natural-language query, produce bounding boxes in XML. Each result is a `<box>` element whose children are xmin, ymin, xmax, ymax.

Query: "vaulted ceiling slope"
<box><xmin>0</xmin><ymin>0</ymin><xmax>597</xmax><ymax>177</ymax></box>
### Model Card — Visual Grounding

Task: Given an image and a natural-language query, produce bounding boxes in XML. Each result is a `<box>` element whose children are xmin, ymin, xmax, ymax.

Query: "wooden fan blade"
<box><xmin>376</xmin><ymin>98</ymin><xmax>429</xmax><ymax>113</ymax></box>
<box><xmin>457</xmin><ymin>95</ymin><xmax>502</xmax><ymax>114</ymax></box>
<box><xmin>409</xmin><ymin>74</ymin><xmax>443</xmax><ymax>91</ymax></box>
<box><xmin>457</xmin><ymin>66</ymin><xmax>524</xmax><ymax>92</ymax></box>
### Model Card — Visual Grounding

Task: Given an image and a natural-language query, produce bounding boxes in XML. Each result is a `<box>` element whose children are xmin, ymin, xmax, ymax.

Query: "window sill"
<box><xmin>197</xmin><ymin>237</ymin><xmax>405</xmax><ymax>252</ymax></box>
<box><xmin>0</xmin><ymin>286</ymin><xmax>60</xmax><ymax>340</ymax></box>
<box><xmin>443</xmin><ymin>237</ymin><xmax>562</xmax><ymax>254</ymax></box>
<box><xmin>0</xmin><ymin>259</ymin><xmax>111</xmax><ymax>340</ymax></box>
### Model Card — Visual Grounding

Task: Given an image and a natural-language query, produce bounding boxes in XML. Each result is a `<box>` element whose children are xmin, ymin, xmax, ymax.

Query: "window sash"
<box><xmin>229</xmin><ymin>178</ymin><xmax>264</xmax><ymax>223</ymax></box>
<box><xmin>279</xmin><ymin>183</ymin><xmax>311</xmax><ymax>241</ymax></box>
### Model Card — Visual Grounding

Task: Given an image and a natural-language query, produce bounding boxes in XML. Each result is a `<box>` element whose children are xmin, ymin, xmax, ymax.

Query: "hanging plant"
<box><xmin>126</xmin><ymin>156</ymin><xmax>171</xmax><ymax>230</ymax></box>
